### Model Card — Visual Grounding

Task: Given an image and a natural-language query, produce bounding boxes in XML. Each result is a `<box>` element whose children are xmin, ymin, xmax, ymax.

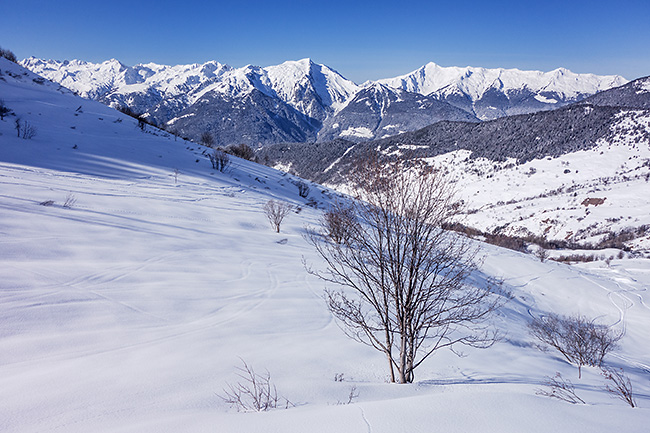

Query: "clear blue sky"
<box><xmin>1</xmin><ymin>0</ymin><xmax>648</xmax><ymax>83</ymax></box>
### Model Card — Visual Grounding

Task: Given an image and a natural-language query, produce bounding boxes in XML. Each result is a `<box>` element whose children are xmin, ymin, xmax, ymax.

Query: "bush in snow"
<box><xmin>535</xmin><ymin>372</ymin><xmax>585</xmax><ymax>404</ymax></box>
<box><xmin>0</xmin><ymin>99</ymin><xmax>12</xmax><ymax>120</ymax></box>
<box><xmin>322</xmin><ymin>203</ymin><xmax>358</xmax><ymax>245</ymax></box>
<box><xmin>226</xmin><ymin>143</ymin><xmax>255</xmax><ymax>161</ymax></box>
<box><xmin>219</xmin><ymin>359</ymin><xmax>291</xmax><ymax>412</ymax></box>
<box><xmin>208</xmin><ymin>148</ymin><xmax>230</xmax><ymax>172</ymax></box>
<box><xmin>263</xmin><ymin>200</ymin><xmax>292</xmax><ymax>233</ymax></box>
<box><xmin>200</xmin><ymin>131</ymin><xmax>215</xmax><ymax>148</ymax></box>
<box><xmin>296</xmin><ymin>180</ymin><xmax>310</xmax><ymax>198</ymax></box>
<box><xmin>0</xmin><ymin>46</ymin><xmax>17</xmax><ymax>63</ymax></box>
<box><xmin>601</xmin><ymin>366</ymin><xmax>637</xmax><ymax>408</ymax></box>
<box><xmin>15</xmin><ymin>118</ymin><xmax>37</xmax><ymax>139</ymax></box>
<box><xmin>529</xmin><ymin>313</ymin><xmax>622</xmax><ymax>378</ymax></box>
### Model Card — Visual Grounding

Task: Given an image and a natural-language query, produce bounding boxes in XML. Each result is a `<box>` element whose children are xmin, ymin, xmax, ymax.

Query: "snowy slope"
<box><xmin>1</xmin><ymin>58</ymin><xmax>649</xmax><ymax>432</ymax></box>
<box><xmin>377</xmin><ymin>62</ymin><xmax>628</xmax><ymax>120</ymax></box>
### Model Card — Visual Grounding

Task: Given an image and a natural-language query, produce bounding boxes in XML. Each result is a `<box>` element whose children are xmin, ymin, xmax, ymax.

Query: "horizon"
<box><xmin>1</xmin><ymin>0</ymin><xmax>649</xmax><ymax>83</ymax></box>
<box><xmin>18</xmin><ymin>56</ymin><xmax>637</xmax><ymax>85</ymax></box>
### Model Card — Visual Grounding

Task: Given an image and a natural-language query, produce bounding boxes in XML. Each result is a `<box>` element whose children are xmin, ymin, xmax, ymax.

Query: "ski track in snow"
<box><xmin>359</xmin><ymin>406</ymin><xmax>372</xmax><ymax>433</ymax></box>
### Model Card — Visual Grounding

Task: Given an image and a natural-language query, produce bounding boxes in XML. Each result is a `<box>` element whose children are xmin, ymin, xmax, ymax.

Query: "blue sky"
<box><xmin>1</xmin><ymin>0</ymin><xmax>648</xmax><ymax>83</ymax></box>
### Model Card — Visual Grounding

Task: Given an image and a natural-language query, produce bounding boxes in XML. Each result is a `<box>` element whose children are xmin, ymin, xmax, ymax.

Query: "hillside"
<box><xmin>1</xmin><ymin>58</ymin><xmax>649</xmax><ymax>432</ymax></box>
<box><xmin>259</xmin><ymin>102</ymin><xmax>650</xmax><ymax>250</ymax></box>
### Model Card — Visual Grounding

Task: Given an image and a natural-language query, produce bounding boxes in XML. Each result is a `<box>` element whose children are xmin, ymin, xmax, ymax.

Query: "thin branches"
<box><xmin>220</xmin><ymin>359</ymin><xmax>291</xmax><ymax>412</ymax></box>
<box><xmin>306</xmin><ymin>157</ymin><xmax>504</xmax><ymax>383</ymax></box>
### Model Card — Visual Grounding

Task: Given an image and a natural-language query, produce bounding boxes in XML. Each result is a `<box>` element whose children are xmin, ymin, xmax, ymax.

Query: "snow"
<box><xmin>377</xmin><ymin>62</ymin><xmax>627</xmax><ymax>102</ymax></box>
<box><xmin>1</xmin><ymin>58</ymin><xmax>649</xmax><ymax>432</ymax></box>
<box><xmin>340</xmin><ymin>126</ymin><xmax>374</xmax><ymax>138</ymax></box>
<box><xmin>534</xmin><ymin>94</ymin><xmax>559</xmax><ymax>104</ymax></box>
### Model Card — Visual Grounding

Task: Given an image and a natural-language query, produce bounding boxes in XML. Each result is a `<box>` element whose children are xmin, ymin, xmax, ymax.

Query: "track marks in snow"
<box><xmin>359</xmin><ymin>406</ymin><xmax>372</xmax><ymax>433</ymax></box>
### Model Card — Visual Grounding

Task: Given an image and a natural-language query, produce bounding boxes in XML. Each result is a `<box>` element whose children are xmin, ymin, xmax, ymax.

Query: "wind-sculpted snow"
<box><xmin>1</xmin><ymin>57</ymin><xmax>649</xmax><ymax>432</ymax></box>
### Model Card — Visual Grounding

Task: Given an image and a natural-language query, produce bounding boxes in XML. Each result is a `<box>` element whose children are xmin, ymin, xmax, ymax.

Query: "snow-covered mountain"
<box><xmin>20</xmin><ymin>57</ymin><xmax>627</xmax><ymax>146</ymax></box>
<box><xmin>21</xmin><ymin>57</ymin><xmax>359</xmax><ymax>144</ymax></box>
<box><xmin>2</xmin><ymin>56</ymin><xmax>650</xmax><ymax>433</ymax></box>
<box><xmin>377</xmin><ymin>62</ymin><xmax>628</xmax><ymax>120</ymax></box>
<box><xmin>317</xmin><ymin>83</ymin><xmax>478</xmax><ymax>142</ymax></box>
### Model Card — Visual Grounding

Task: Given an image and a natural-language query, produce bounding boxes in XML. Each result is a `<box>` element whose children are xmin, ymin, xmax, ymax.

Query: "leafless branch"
<box><xmin>602</xmin><ymin>367</ymin><xmax>636</xmax><ymax>408</ymax></box>
<box><xmin>219</xmin><ymin>359</ymin><xmax>292</xmax><ymax>412</ymax></box>
<box><xmin>535</xmin><ymin>372</ymin><xmax>585</xmax><ymax>404</ymax></box>
<box><xmin>529</xmin><ymin>313</ymin><xmax>622</xmax><ymax>378</ymax></box>
<box><xmin>306</xmin><ymin>156</ymin><xmax>505</xmax><ymax>383</ymax></box>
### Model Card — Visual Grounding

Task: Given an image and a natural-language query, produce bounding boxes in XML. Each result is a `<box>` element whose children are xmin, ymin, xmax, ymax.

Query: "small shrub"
<box><xmin>296</xmin><ymin>180</ymin><xmax>310</xmax><ymax>198</ymax></box>
<box><xmin>263</xmin><ymin>200</ymin><xmax>292</xmax><ymax>233</ymax></box>
<box><xmin>535</xmin><ymin>372</ymin><xmax>585</xmax><ymax>404</ymax></box>
<box><xmin>323</xmin><ymin>204</ymin><xmax>358</xmax><ymax>244</ymax></box>
<box><xmin>340</xmin><ymin>385</ymin><xmax>360</xmax><ymax>405</ymax></box>
<box><xmin>63</xmin><ymin>194</ymin><xmax>76</xmax><ymax>209</ymax></box>
<box><xmin>200</xmin><ymin>131</ymin><xmax>215</xmax><ymax>147</ymax></box>
<box><xmin>220</xmin><ymin>359</ymin><xmax>291</xmax><ymax>412</ymax></box>
<box><xmin>208</xmin><ymin>149</ymin><xmax>230</xmax><ymax>172</ymax></box>
<box><xmin>226</xmin><ymin>143</ymin><xmax>255</xmax><ymax>161</ymax></box>
<box><xmin>0</xmin><ymin>99</ymin><xmax>11</xmax><ymax>120</ymax></box>
<box><xmin>0</xmin><ymin>47</ymin><xmax>17</xmax><ymax>63</ymax></box>
<box><xmin>529</xmin><ymin>313</ymin><xmax>622</xmax><ymax>378</ymax></box>
<box><xmin>601</xmin><ymin>367</ymin><xmax>636</xmax><ymax>408</ymax></box>
<box><xmin>15</xmin><ymin>119</ymin><xmax>37</xmax><ymax>139</ymax></box>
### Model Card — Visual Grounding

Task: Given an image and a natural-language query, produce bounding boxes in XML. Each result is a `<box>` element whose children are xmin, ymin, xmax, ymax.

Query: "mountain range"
<box><xmin>259</xmin><ymin>75</ymin><xmax>650</xmax><ymax>248</ymax></box>
<box><xmin>21</xmin><ymin>57</ymin><xmax>627</xmax><ymax>146</ymax></box>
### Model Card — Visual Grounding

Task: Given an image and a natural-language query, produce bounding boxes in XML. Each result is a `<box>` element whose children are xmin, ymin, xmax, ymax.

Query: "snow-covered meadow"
<box><xmin>1</xmin><ymin>58</ymin><xmax>649</xmax><ymax>432</ymax></box>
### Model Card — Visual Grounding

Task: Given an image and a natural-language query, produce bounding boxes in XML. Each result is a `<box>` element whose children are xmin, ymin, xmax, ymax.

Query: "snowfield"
<box><xmin>1</xmin><ymin>58</ymin><xmax>649</xmax><ymax>432</ymax></box>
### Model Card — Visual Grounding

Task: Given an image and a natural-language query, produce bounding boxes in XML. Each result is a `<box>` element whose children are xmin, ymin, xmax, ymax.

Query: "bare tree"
<box><xmin>263</xmin><ymin>200</ymin><xmax>292</xmax><ymax>233</ymax></box>
<box><xmin>306</xmin><ymin>158</ymin><xmax>504</xmax><ymax>383</ymax></box>
<box><xmin>529</xmin><ymin>313</ymin><xmax>622</xmax><ymax>378</ymax></box>
<box><xmin>601</xmin><ymin>367</ymin><xmax>636</xmax><ymax>408</ymax></box>
<box><xmin>535</xmin><ymin>248</ymin><xmax>549</xmax><ymax>262</ymax></box>
<box><xmin>322</xmin><ymin>203</ymin><xmax>358</xmax><ymax>245</ymax></box>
